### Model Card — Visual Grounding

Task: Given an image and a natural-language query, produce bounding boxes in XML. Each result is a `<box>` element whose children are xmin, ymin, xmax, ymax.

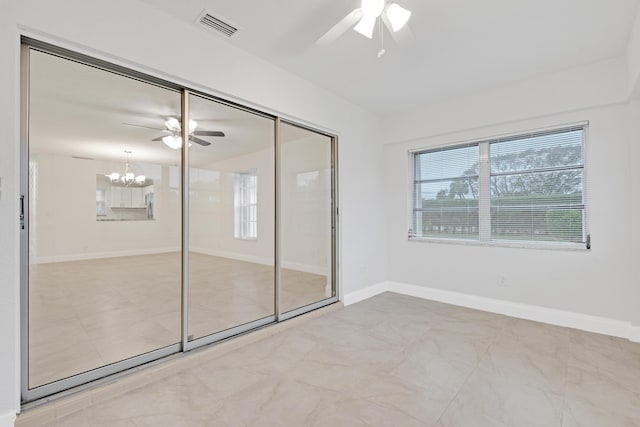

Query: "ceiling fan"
<box><xmin>123</xmin><ymin>118</ymin><xmax>225</xmax><ymax>149</ymax></box>
<box><xmin>317</xmin><ymin>0</ymin><xmax>412</xmax><ymax>54</ymax></box>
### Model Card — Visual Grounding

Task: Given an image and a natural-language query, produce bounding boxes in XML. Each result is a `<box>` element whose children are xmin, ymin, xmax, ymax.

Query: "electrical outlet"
<box><xmin>498</xmin><ymin>275</ymin><xmax>507</xmax><ymax>287</ymax></box>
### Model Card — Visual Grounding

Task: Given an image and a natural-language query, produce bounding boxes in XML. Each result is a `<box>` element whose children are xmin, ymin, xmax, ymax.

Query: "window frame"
<box><xmin>408</xmin><ymin>122</ymin><xmax>589</xmax><ymax>251</ymax></box>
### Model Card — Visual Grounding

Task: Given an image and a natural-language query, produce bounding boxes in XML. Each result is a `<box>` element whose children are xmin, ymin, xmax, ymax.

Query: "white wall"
<box><xmin>632</xmin><ymin>99</ymin><xmax>640</xmax><ymax>331</ymax></box>
<box><xmin>0</xmin><ymin>0</ymin><xmax>386</xmax><ymax>420</ymax></box>
<box><xmin>381</xmin><ymin>56</ymin><xmax>640</xmax><ymax>327</ymax></box>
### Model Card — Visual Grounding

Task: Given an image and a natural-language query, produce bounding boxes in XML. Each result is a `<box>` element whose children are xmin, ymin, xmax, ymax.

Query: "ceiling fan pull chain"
<box><xmin>377</xmin><ymin>15</ymin><xmax>386</xmax><ymax>58</ymax></box>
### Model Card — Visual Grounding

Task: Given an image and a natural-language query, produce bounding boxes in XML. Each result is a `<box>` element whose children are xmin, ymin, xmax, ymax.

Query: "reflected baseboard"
<box><xmin>190</xmin><ymin>247</ymin><xmax>328</xmax><ymax>276</ymax></box>
<box><xmin>32</xmin><ymin>247</ymin><xmax>329</xmax><ymax>277</ymax></box>
<box><xmin>31</xmin><ymin>247</ymin><xmax>181</xmax><ymax>264</ymax></box>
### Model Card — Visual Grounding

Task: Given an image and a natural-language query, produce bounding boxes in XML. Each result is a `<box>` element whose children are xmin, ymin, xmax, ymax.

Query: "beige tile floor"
<box><xmin>29</xmin><ymin>252</ymin><xmax>328</xmax><ymax>388</ymax></box>
<box><xmin>28</xmin><ymin>292</ymin><xmax>640</xmax><ymax>426</ymax></box>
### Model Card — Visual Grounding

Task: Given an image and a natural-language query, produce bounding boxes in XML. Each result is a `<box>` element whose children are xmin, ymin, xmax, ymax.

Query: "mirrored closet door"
<box><xmin>279</xmin><ymin>122</ymin><xmax>336</xmax><ymax>315</ymax></box>
<box><xmin>188</xmin><ymin>93</ymin><xmax>276</xmax><ymax>342</ymax></box>
<box><xmin>25</xmin><ymin>49</ymin><xmax>183</xmax><ymax>393</ymax></box>
<box><xmin>21</xmin><ymin>40</ymin><xmax>338</xmax><ymax>403</ymax></box>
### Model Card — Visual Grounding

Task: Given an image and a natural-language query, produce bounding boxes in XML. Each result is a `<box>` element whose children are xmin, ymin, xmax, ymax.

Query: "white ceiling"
<box><xmin>139</xmin><ymin>0</ymin><xmax>640</xmax><ymax>115</ymax></box>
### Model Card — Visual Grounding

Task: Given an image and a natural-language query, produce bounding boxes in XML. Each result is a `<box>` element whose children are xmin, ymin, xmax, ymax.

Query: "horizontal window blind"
<box><xmin>489</xmin><ymin>128</ymin><xmax>585</xmax><ymax>245</ymax></box>
<box><xmin>410</xmin><ymin>125</ymin><xmax>588</xmax><ymax>248</ymax></box>
<box><xmin>411</xmin><ymin>144</ymin><xmax>480</xmax><ymax>240</ymax></box>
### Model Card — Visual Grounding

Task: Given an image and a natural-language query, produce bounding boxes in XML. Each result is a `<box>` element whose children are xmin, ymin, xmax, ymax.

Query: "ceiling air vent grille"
<box><xmin>199</xmin><ymin>13</ymin><xmax>238</xmax><ymax>37</ymax></box>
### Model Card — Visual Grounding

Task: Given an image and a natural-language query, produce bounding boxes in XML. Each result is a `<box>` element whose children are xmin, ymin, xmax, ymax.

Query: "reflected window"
<box><xmin>96</xmin><ymin>188</ymin><xmax>106</xmax><ymax>216</ymax></box>
<box><xmin>234</xmin><ymin>171</ymin><xmax>257</xmax><ymax>239</ymax></box>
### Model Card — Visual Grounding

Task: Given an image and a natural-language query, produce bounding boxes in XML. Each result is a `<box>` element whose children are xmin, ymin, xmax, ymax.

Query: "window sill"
<box><xmin>408</xmin><ymin>236</ymin><xmax>589</xmax><ymax>252</ymax></box>
<box><xmin>235</xmin><ymin>237</ymin><xmax>258</xmax><ymax>242</ymax></box>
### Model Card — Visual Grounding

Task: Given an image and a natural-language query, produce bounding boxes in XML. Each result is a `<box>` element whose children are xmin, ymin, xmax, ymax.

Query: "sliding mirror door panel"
<box><xmin>188</xmin><ymin>94</ymin><xmax>276</xmax><ymax>341</ymax></box>
<box><xmin>26</xmin><ymin>49</ymin><xmax>182</xmax><ymax>389</ymax></box>
<box><xmin>279</xmin><ymin>123</ymin><xmax>335</xmax><ymax>313</ymax></box>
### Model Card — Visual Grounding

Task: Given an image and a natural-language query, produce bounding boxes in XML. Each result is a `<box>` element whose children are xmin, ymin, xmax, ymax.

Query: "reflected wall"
<box><xmin>280</xmin><ymin>122</ymin><xmax>334</xmax><ymax>313</ymax></box>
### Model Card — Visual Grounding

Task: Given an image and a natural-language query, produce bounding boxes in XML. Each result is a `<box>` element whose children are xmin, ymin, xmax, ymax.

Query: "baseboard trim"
<box><xmin>628</xmin><ymin>326</ymin><xmax>640</xmax><ymax>343</ymax></box>
<box><xmin>342</xmin><ymin>282</ymin><xmax>389</xmax><ymax>305</ymax></box>
<box><xmin>0</xmin><ymin>412</ymin><xmax>16</xmax><ymax>427</ymax></box>
<box><xmin>344</xmin><ymin>281</ymin><xmax>640</xmax><ymax>343</ymax></box>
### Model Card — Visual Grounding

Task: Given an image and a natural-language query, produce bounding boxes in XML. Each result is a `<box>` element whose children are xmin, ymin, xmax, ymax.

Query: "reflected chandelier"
<box><xmin>106</xmin><ymin>150</ymin><xmax>145</xmax><ymax>186</ymax></box>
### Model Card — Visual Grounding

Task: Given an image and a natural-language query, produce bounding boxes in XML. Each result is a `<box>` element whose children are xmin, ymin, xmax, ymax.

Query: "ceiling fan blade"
<box><xmin>316</xmin><ymin>8</ymin><xmax>363</xmax><ymax>45</ymax></box>
<box><xmin>193</xmin><ymin>130</ymin><xmax>225</xmax><ymax>137</ymax></box>
<box><xmin>123</xmin><ymin>122</ymin><xmax>166</xmax><ymax>132</ymax></box>
<box><xmin>384</xmin><ymin>3</ymin><xmax>412</xmax><ymax>32</ymax></box>
<box><xmin>151</xmin><ymin>136</ymin><xmax>166</xmax><ymax>142</ymax></box>
<box><xmin>189</xmin><ymin>136</ymin><xmax>211</xmax><ymax>146</ymax></box>
<box><xmin>382</xmin><ymin>14</ymin><xmax>415</xmax><ymax>48</ymax></box>
<box><xmin>353</xmin><ymin>15</ymin><xmax>377</xmax><ymax>39</ymax></box>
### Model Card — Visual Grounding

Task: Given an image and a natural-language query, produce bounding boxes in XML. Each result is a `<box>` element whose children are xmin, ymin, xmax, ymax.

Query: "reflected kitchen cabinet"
<box><xmin>110</xmin><ymin>186</ymin><xmax>147</xmax><ymax>208</ymax></box>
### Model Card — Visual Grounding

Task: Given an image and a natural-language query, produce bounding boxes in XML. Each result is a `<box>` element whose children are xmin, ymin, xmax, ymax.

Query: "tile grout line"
<box><xmin>431</xmin><ymin>315</ymin><xmax>512</xmax><ymax>426</ymax></box>
<box><xmin>430</xmin><ymin>335</ymin><xmax>496</xmax><ymax>426</ymax></box>
<box><xmin>17</xmin><ymin>302</ymin><xmax>344</xmax><ymax>425</ymax></box>
<box><xmin>559</xmin><ymin>333</ymin><xmax>573</xmax><ymax>427</ymax></box>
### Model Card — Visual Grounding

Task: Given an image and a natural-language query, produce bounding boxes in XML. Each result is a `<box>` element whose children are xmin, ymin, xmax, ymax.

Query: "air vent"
<box><xmin>198</xmin><ymin>12</ymin><xmax>238</xmax><ymax>37</ymax></box>
<box><xmin>71</xmin><ymin>156</ymin><xmax>94</xmax><ymax>161</ymax></box>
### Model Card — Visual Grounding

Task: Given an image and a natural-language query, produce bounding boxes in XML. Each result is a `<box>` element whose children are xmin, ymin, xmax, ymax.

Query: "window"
<box><xmin>411</xmin><ymin>125</ymin><xmax>588</xmax><ymax>248</ymax></box>
<box><xmin>234</xmin><ymin>171</ymin><xmax>257</xmax><ymax>239</ymax></box>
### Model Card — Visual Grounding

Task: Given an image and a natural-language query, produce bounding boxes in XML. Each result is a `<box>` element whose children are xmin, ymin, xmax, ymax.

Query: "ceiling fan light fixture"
<box><xmin>162</xmin><ymin>135</ymin><xmax>194</xmax><ymax>150</ymax></box>
<box><xmin>165</xmin><ymin>117</ymin><xmax>181</xmax><ymax>132</ymax></box>
<box><xmin>162</xmin><ymin>135</ymin><xmax>183</xmax><ymax>150</ymax></box>
<box><xmin>361</xmin><ymin>0</ymin><xmax>385</xmax><ymax>18</ymax></box>
<box><xmin>385</xmin><ymin>3</ymin><xmax>411</xmax><ymax>32</ymax></box>
<box><xmin>165</xmin><ymin>118</ymin><xmax>197</xmax><ymax>134</ymax></box>
<box><xmin>354</xmin><ymin>15</ymin><xmax>377</xmax><ymax>38</ymax></box>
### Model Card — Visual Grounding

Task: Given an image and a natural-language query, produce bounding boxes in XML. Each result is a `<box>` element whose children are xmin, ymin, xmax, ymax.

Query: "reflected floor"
<box><xmin>28</xmin><ymin>252</ymin><xmax>329</xmax><ymax>388</ymax></box>
<box><xmin>33</xmin><ymin>292</ymin><xmax>640</xmax><ymax>427</ymax></box>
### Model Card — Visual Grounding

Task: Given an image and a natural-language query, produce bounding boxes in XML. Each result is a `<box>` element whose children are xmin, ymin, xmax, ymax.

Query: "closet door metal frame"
<box><xmin>19</xmin><ymin>38</ymin><xmax>339</xmax><ymax>403</ymax></box>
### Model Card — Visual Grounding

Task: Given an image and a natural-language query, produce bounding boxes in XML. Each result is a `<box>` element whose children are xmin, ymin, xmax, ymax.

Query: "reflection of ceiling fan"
<box><xmin>317</xmin><ymin>0</ymin><xmax>412</xmax><ymax>55</ymax></box>
<box><xmin>124</xmin><ymin>118</ymin><xmax>225</xmax><ymax>149</ymax></box>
